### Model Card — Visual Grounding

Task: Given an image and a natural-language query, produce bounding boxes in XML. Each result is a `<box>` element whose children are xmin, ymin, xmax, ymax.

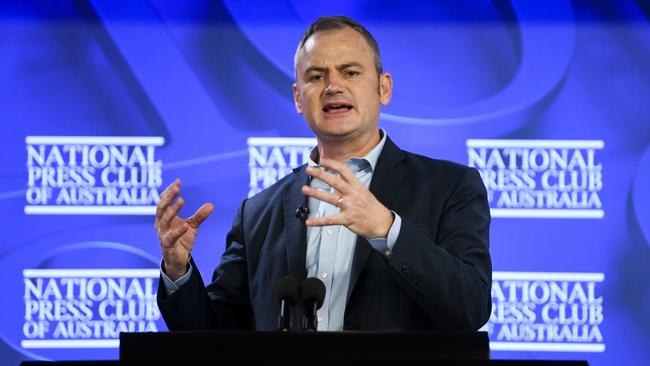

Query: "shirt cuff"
<box><xmin>366</xmin><ymin>211</ymin><xmax>401</xmax><ymax>254</ymax></box>
<box><xmin>160</xmin><ymin>259</ymin><xmax>193</xmax><ymax>297</ymax></box>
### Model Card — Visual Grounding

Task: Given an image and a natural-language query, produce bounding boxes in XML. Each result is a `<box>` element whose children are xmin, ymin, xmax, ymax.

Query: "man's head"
<box><xmin>294</xmin><ymin>16</ymin><xmax>383</xmax><ymax>79</ymax></box>
<box><xmin>292</xmin><ymin>16</ymin><xmax>392</xmax><ymax>144</ymax></box>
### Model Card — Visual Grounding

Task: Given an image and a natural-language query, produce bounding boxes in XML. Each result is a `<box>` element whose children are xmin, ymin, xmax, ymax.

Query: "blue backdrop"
<box><xmin>1</xmin><ymin>1</ymin><xmax>649</xmax><ymax>365</ymax></box>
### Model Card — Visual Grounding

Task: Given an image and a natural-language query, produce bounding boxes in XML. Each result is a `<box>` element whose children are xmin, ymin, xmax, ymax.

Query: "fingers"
<box><xmin>301</xmin><ymin>185</ymin><xmax>340</xmax><ymax>206</ymax></box>
<box><xmin>156</xmin><ymin>179</ymin><xmax>181</xmax><ymax>220</ymax></box>
<box><xmin>155</xmin><ymin>178</ymin><xmax>213</xmax><ymax>244</ymax></box>
<box><xmin>161</xmin><ymin>221</ymin><xmax>190</xmax><ymax>248</ymax></box>
<box><xmin>160</xmin><ymin>178</ymin><xmax>180</xmax><ymax>198</ymax></box>
<box><xmin>305</xmin><ymin>213</ymin><xmax>345</xmax><ymax>227</ymax></box>
<box><xmin>158</xmin><ymin>202</ymin><xmax>212</xmax><ymax>249</ymax></box>
<box><xmin>187</xmin><ymin>203</ymin><xmax>214</xmax><ymax>229</ymax></box>
<box><xmin>159</xmin><ymin>196</ymin><xmax>185</xmax><ymax>232</ymax></box>
<box><xmin>305</xmin><ymin>166</ymin><xmax>351</xmax><ymax>194</ymax></box>
<box><xmin>318</xmin><ymin>159</ymin><xmax>357</xmax><ymax>183</ymax></box>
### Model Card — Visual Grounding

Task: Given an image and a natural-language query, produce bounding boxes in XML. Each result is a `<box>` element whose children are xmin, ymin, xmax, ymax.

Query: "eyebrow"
<box><xmin>303</xmin><ymin>62</ymin><xmax>365</xmax><ymax>76</ymax></box>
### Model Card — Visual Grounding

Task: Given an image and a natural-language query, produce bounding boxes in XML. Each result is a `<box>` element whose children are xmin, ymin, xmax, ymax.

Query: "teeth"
<box><xmin>323</xmin><ymin>104</ymin><xmax>351</xmax><ymax>112</ymax></box>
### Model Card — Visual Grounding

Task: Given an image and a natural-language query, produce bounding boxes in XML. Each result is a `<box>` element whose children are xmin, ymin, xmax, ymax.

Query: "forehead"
<box><xmin>297</xmin><ymin>27</ymin><xmax>374</xmax><ymax>70</ymax></box>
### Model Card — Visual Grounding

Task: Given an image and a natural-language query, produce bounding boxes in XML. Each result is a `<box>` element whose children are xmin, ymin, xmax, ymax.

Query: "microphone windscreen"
<box><xmin>275</xmin><ymin>276</ymin><xmax>300</xmax><ymax>305</ymax></box>
<box><xmin>300</xmin><ymin>277</ymin><xmax>326</xmax><ymax>309</ymax></box>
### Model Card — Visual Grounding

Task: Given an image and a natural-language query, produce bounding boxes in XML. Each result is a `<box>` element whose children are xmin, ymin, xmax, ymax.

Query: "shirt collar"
<box><xmin>307</xmin><ymin>129</ymin><xmax>387</xmax><ymax>173</ymax></box>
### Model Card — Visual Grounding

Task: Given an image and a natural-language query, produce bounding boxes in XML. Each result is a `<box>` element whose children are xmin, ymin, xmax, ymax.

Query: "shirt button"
<box><xmin>317</xmin><ymin>316</ymin><xmax>323</xmax><ymax>323</ymax></box>
<box><xmin>321</xmin><ymin>272</ymin><xmax>328</xmax><ymax>279</ymax></box>
<box><xmin>326</xmin><ymin>230</ymin><xmax>333</xmax><ymax>235</ymax></box>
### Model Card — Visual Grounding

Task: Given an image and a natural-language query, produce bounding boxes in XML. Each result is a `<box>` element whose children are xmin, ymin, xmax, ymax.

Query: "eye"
<box><xmin>309</xmin><ymin>74</ymin><xmax>324</xmax><ymax>82</ymax></box>
<box><xmin>344</xmin><ymin>70</ymin><xmax>360</xmax><ymax>78</ymax></box>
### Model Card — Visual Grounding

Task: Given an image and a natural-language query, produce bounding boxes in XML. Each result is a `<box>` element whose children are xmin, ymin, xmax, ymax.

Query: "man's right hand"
<box><xmin>155</xmin><ymin>179</ymin><xmax>214</xmax><ymax>281</ymax></box>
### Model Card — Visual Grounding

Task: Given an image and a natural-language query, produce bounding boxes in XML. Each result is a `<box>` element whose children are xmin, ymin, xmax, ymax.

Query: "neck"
<box><xmin>316</xmin><ymin>129</ymin><xmax>381</xmax><ymax>163</ymax></box>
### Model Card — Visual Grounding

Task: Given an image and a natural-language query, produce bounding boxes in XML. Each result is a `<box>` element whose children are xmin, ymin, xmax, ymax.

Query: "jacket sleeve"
<box><xmin>387</xmin><ymin>167</ymin><xmax>492</xmax><ymax>330</ymax></box>
<box><xmin>157</xmin><ymin>199</ymin><xmax>253</xmax><ymax>330</ymax></box>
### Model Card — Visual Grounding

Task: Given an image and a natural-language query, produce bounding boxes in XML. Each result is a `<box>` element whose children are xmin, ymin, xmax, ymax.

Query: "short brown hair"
<box><xmin>294</xmin><ymin>16</ymin><xmax>383</xmax><ymax>79</ymax></box>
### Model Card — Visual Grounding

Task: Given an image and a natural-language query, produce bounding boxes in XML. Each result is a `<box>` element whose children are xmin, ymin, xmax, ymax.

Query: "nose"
<box><xmin>324</xmin><ymin>75</ymin><xmax>344</xmax><ymax>94</ymax></box>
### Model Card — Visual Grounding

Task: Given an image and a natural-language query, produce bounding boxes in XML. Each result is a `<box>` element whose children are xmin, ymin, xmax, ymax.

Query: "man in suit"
<box><xmin>156</xmin><ymin>16</ymin><xmax>492</xmax><ymax>331</ymax></box>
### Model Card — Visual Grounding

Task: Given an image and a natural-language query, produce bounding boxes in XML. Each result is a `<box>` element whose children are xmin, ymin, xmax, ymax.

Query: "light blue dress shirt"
<box><xmin>305</xmin><ymin>130</ymin><xmax>401</xmax><ymax>331</ymax></box>
<box><xmin>161</xmin><ymin>130</ymin><xmax>402</xmax><ymax>331</ymax></box>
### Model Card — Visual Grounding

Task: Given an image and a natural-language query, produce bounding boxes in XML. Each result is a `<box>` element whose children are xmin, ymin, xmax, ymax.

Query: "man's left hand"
<box><xmin>302</xmin><ymin>159</ymin><xmax>394</xmax><ymax>239</ymax></box>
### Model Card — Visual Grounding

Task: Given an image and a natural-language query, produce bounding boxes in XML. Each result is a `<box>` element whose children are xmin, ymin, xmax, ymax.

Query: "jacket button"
<box><xmin>401</xmin><ymin>264</ymin><xmax>410</xmax><ymax>274</ymax></box>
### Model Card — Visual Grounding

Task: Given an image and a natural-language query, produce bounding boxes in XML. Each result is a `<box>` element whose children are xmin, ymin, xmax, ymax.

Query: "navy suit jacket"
<box><xmin>158</xmin><ymin>137</ymin><xmax>492</xmax><ymax>331</ymax></box>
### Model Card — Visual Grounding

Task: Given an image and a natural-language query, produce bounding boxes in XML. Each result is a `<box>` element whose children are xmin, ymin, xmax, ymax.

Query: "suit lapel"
<box><xmin>347</xmin><ymin>137</ymin><xmax>406</xmax><ymax>300</ymax></box>
<box><xmin>284</xmin><ymin>166</ymin><xmax>308</xmax><ymax>282</ymax></box>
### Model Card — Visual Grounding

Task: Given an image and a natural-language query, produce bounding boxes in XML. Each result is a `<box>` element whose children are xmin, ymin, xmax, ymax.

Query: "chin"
<box><xmin>314</xmin><ymin>125</ymin><xmax>358</xmax><ymax>140</ymax></box>
<box><xmin>312</xmin><ymin>119</ymin><xmax>360</xmax><ymax>136</ymax></box>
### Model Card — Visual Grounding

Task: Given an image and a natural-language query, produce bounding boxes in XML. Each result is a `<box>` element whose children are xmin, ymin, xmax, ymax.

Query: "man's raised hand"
<box><xmin>301</xmin><ymin>159</ymin><xmax>394</xmax><ymax>239</ymax></box>
<box><xmin>155</xmin><ymin>179</ymin><xmax>214</xmax><ymax>281</ymax></box>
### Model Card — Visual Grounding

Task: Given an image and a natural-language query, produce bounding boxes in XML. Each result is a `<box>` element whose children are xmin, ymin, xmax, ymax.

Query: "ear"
<box><xmin>378</xmin><ymin>72</ymin><xmax>393</xmax><ymax>106</ymax></box>
<box><xmin>292</xmin><ymin>83</ymin><xmax>303</xmax><ymax>114</ymax></box>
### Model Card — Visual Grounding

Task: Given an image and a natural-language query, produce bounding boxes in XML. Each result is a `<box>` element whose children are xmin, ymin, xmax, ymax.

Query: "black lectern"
<box><xmin>119</xmin><ymin>331</ymin><xmax>489</xmax><ymax>362</ymax></box>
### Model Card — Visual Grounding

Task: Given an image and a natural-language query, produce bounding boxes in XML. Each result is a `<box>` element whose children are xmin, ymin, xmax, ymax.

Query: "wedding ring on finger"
<box><xmin>335</xmin><ymin>196</ymin><xmax>344</xmax><ymax>208</ymax></box>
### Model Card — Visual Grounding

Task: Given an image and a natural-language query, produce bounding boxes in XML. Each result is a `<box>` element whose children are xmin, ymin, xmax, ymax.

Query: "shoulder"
<box><xmin>404</xmin><ymin>150</ymin><xmax>472</xmax><ymax>175</ymax></box>
<box><xmin>383</xmin><ymin>135</ymin><xmax>472</xmax><ymax>172</ymax></box>
<box><xmin>388</xmin><ymin>144</ymin><xmax>488</xmax><ymax>217</ymax></box>
<box><xmin>391</xmin><ymin>142</ymin><xmax>479</xmax><ymax>185</ymax></box>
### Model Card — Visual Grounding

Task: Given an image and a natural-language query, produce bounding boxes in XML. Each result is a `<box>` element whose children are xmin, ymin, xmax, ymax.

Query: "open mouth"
<box><xmin>322</xmin><ymin>103</ymin><xmax>353</xmax><ymax>114</ymax></box>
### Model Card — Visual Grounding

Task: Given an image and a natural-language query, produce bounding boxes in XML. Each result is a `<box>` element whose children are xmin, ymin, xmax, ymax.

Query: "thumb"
<box><xmin>187</xmin><ymin>203</ymin><xmax>214</xmax><ymax>229</ymax></box>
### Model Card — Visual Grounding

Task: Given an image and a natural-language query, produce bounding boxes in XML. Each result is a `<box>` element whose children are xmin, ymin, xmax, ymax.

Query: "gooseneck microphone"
<box><xmin>300</xmin><ymin>277</ymin><xmax>326</xmax><ymax>331</ymax></box>
<box><xmin>275</xmin><ymin>276</ymin><xmax>300</xmax><ymax>331</ymax></box>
